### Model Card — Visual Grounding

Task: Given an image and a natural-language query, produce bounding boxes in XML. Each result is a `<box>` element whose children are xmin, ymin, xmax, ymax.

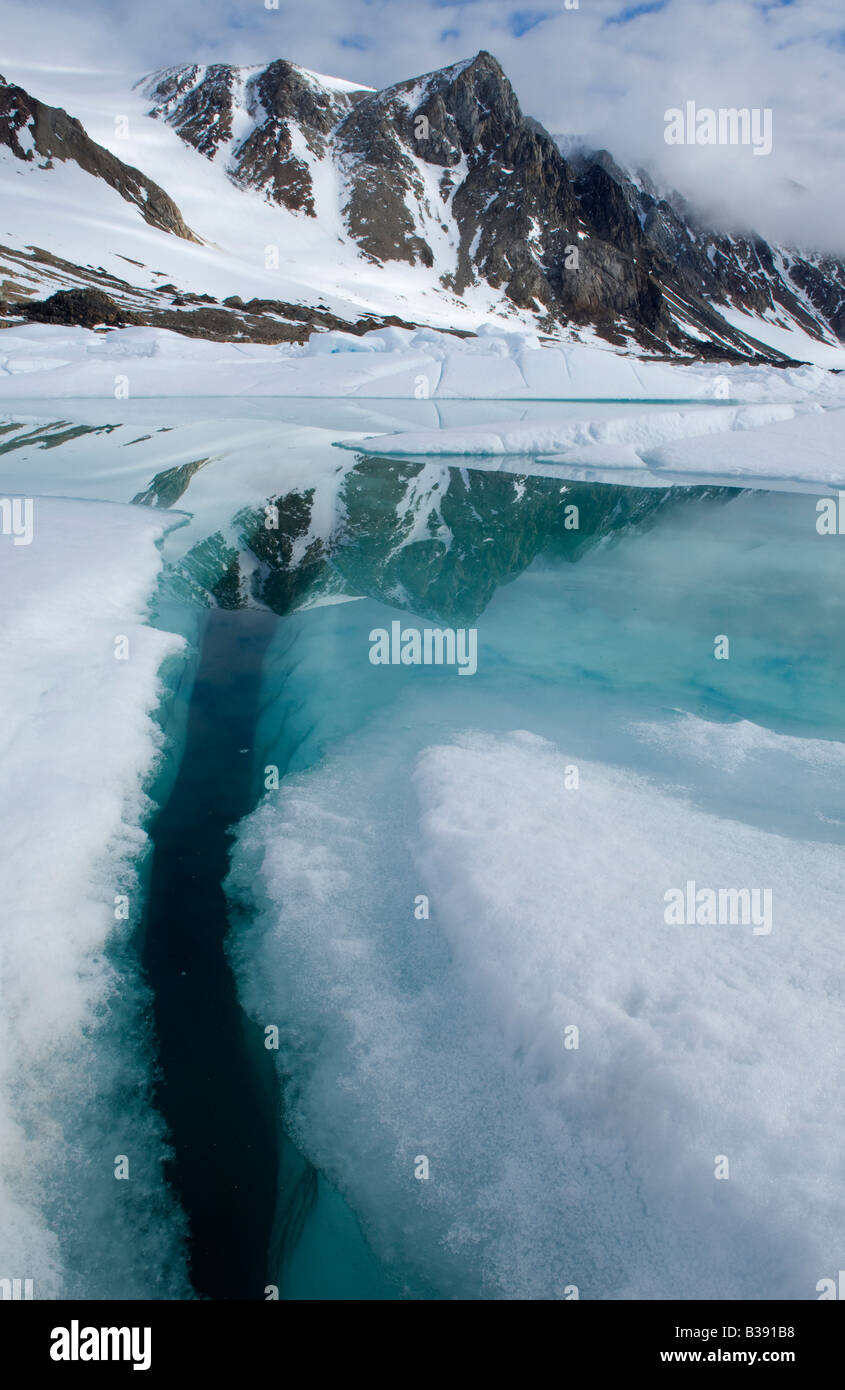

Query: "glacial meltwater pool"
<box><xmin>1</xmin><ymin>398</ymin><xmax>843</xmax><ymax>1301</ymax></box>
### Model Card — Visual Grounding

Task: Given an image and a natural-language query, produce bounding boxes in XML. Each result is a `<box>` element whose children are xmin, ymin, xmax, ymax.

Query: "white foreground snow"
<box><xmin>0</xmin><ymin>498</ymin><xmax>189</xmax><ymax>1297</ymax></box>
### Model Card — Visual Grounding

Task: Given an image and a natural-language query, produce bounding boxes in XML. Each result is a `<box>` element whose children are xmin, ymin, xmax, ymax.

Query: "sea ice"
<box><xmin>0</xmin><ymin>498</ymin><xmax>191</xmax><ymax>1297</ymax></box>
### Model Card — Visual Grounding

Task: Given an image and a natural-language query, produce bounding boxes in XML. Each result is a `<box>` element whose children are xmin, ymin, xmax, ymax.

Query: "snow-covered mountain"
<box><xmin>1</xmin><ymin>51</ymin><xmax>844</xmax><ymax>363</ymax></box>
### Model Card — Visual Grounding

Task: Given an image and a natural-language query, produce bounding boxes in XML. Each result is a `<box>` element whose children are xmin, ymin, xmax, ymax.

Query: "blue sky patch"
<box><xmin>508</xmin><ymin>9</ymin><xmax>553</xmax><ymax>38</ymax></box>
<box><xmin>605</xmin><ymin>1</ymin><xmax>668</xmax><ymax>25</ymax></box>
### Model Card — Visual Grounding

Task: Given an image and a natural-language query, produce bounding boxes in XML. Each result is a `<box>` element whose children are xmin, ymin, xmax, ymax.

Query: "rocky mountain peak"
<box><xmin>418</xmin><ymin>49</ymin><xmax>524</xmax><ymax>152</ymax></box>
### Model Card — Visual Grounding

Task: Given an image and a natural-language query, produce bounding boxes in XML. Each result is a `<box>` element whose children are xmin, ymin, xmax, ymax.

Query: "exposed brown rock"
<box><xmin>21</xmin><ymin>287</ymin><xmax>139</xmax><ymax>327</ymax></box>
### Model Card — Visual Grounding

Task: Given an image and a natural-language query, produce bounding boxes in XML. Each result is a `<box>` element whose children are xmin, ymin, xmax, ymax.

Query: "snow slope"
<box><xmin>0</xmin><ymin>60</ymin><xmax>530</xmax><ymax>334</ymax></box>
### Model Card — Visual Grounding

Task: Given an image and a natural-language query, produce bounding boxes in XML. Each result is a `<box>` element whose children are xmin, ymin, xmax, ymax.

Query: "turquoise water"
<box><xmin>3</xmin><ymin>401</ymin><xmax>843</xmax><ymax>1300</ymax></box>
<box><xmin>223</xmin><ymin>475</ymin><xmax>844</xmax><ymax>1299</ymax></box>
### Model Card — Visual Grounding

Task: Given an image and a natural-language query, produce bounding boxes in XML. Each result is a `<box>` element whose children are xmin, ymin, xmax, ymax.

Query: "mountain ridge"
<box><xmin>0</xmin><ymin>73</ymin><xmax>199</xmax><ymax>242</ymax></box>
<box><xmin>1</xmin><ymin>51</ymin><xmax>843</xmax><ymax>364</ymax></box>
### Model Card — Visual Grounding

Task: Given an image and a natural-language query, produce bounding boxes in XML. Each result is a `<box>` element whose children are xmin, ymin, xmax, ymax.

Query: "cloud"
<box><xmin>2</xmin><ymin>0</ymin><xmax>843</xmax><ymax>254</ymax></box>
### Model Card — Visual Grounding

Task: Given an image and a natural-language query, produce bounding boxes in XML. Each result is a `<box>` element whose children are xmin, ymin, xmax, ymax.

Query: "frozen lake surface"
<box><xmin>1</xmin><ymin>398</ymin><xmax>843</xmax><ymax>1299</ymax></box>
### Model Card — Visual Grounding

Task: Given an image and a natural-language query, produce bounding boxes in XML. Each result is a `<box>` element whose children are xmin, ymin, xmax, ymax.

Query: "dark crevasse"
<box><xmin>140</xmin><ymin>603</ymin><xmax>398</xmax><ymax>1301</ymax></box>
<box><xmin>141</xmin><ymin>607</ymin><xmax>281</xmax><ymax>1300</ymax></box>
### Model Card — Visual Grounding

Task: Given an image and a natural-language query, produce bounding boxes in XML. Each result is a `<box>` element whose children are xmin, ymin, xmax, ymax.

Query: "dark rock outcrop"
<box><xmin>21</xmin><ymin>287</ymin><xmax>139</xmax><ymax>327</ymax></box>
